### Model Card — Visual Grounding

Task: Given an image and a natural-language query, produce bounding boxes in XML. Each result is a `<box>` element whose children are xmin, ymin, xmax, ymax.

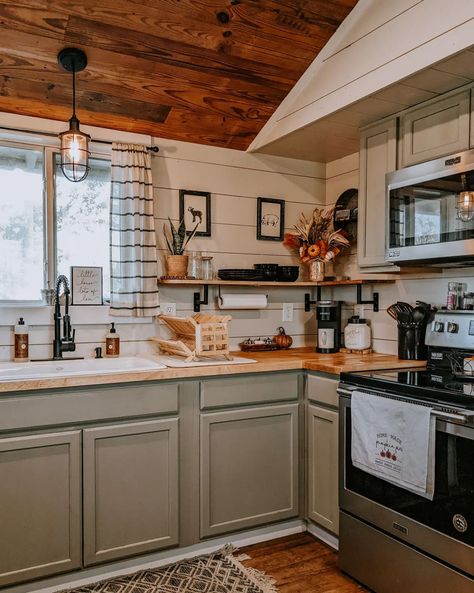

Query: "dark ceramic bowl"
<box><xmin>254</xmin><ymin>263</ymin><xmax>279</xmax><ymax>281</ymax></box>
<box><xmin>277</xmin><ymin>266</ymin><xmax>299</xmax><ymax>282</ymax></box>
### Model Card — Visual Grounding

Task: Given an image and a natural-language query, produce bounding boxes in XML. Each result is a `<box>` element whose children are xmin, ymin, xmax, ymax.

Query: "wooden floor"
<box><xmin>240</xmin><ymin>533</ymin><xmax>369</xmax><ymax>593</ymax></box>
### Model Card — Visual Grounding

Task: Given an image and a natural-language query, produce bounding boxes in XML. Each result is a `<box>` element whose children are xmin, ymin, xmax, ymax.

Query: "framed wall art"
<box><xmin>71</xmin><ymin>266</ymin><xmax>103</xmax><ymax>305</ymax></box>
<box><xmin>179</xmin><ymin>189</ymin><xmax>211</xmax><ymax>237</ymax></box>
<box><xmin>257</xmin><ymin>197</ymin><xmax>285</xmax><ymax>241</ymax></box>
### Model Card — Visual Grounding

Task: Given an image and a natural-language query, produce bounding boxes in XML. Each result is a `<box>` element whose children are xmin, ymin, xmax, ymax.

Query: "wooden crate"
<box><xmin>151</xmin><ymin>314</ymin><xmax>233</xmax><ymax>362</ymax></box>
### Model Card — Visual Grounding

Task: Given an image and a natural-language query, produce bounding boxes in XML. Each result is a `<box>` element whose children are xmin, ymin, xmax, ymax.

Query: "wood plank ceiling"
<box><xmin>0</xmin><ymin>0</ymin><xmax>358</xmax><ymax>149</ymax></box>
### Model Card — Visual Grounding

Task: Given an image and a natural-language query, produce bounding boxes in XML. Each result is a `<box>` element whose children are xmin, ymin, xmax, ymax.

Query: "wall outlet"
<box><xmin>282</xmin><ymin>303</ymin><xmax>294</xmax><ymax>322</ymax></box>
<box><xmin>162</xmin><ymin>302</ymin><xmax>176</xmax><ymax>316</ymax></box>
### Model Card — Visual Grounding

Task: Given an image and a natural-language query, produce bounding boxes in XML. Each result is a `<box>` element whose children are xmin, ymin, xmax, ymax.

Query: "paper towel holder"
<box><xmin>217</xmin><ymin>285</ymin><xmax>268</xmax><ymax>303</ymax></box>
<box><xmin>193</xmin><ymin>285</ymin><xmax>209</xmax><ymax>313</ymax></box>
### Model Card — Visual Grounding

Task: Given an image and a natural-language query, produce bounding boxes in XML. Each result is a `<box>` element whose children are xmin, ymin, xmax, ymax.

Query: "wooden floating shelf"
<box><xmin>158</xmin><ymin>279</ymin><xmax>394</xmax><ymax>288</ymax></box>
<box><xmin>158</xmin><ymin>278</ymin><xmax>394</xmax><ymax>313</ymax></box>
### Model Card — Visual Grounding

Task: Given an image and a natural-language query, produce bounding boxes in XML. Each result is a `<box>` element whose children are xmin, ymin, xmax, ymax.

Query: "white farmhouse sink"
<box><xmin>0</xmin><ymin>356</ymin><xmax>167</xmax><ymax>381</ymax></box>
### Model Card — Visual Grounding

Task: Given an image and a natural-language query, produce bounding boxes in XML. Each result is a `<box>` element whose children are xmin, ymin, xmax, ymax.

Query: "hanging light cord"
<box><xmin>71</xmin><ymin>64</ymin><xmax>77</xmax><ymax>122</ymax></box>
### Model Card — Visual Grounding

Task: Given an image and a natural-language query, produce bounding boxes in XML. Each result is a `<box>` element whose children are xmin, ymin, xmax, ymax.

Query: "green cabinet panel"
<box><xmin>83</xmin><ymin>418</ymin><xmax>179</xmax><ymax>566</ymax></box>
<box><xmin>200</xmin><ymin>404</ymin><xmax>299</xmax><ymax>537</ymax></box>
<box><xmin>307</xmin><ymin>403</ymin><xmax>339</xmax><ymax>534</ymax></box>
<box><xmin>0</xmin><ymin>431</ymin><xmax>81</xmax><ymax>586</ymax></box>
<box><xmin>200</xmin><ymin>373</ymin><xmax>299</xmax><ymax>409</ymax></box>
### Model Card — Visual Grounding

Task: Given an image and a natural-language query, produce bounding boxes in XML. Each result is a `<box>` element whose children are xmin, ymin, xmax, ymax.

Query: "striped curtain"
<box><xmin>109</xmin><ymin>142</ymin><xmax>159</xmax><ymax>317</ymax></box>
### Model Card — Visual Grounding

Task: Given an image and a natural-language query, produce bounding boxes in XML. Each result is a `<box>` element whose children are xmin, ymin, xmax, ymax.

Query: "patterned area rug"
<box><xmin>61</xmin><ymin>546</ymin><xmax>278</xmax><ymax>593</ymax></box>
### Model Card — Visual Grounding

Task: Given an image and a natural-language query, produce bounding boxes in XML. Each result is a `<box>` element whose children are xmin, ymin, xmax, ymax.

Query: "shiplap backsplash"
<box><xmin>328</xmin><ymin>152</ymin><xmax>474</xmax><ymax>355</ymax></box>
<box><xmin>1</xmin><ymin>130</ymin><xmax>467</xmax><ymax>361</ymax></box>
<box><xmin>153</xmin><ymin>137</ymin><xmax>325</xmax><ymax>349</ymax></box>
<box><xmin>0</xmin><ymin>136</ymin><xmax>325</xmax><ymax>361</ymax></box>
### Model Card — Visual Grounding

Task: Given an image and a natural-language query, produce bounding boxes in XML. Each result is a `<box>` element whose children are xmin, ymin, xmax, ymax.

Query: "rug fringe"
<box><xmin>221</xmin><ymin>546</ymin><xmax>279</xmax><ymax>593</ymax></box>
<box><xmin>220</xmin><ymin>543</ymin><xmax>236</xmax><ymax>557</ymax></box>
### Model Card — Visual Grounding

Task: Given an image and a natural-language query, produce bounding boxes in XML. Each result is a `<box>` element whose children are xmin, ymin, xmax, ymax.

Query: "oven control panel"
<box><xmin>425</xmin><ymin>310</ymin><xmax>474</xmax><ymax>350</ymax></box>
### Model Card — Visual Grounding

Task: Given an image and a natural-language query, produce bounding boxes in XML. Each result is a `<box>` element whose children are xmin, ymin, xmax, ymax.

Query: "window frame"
<box><xmin>0</xmin><ymin>137</ymin><xmax>111</xmax><ymax>305</ymax></box>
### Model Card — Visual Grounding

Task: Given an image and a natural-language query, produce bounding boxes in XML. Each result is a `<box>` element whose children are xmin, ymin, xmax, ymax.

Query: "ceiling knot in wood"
<box><xmin>216</xmin><ymin>11</ymin><xmax>230</xmax><ymax>24</ymax></box>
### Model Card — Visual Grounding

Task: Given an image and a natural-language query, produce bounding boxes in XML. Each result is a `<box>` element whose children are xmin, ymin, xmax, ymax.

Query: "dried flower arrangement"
<box><xmin>283</xmin><ymin>206</ymin><xmax>350</xmax><ymax>263</ymax></box>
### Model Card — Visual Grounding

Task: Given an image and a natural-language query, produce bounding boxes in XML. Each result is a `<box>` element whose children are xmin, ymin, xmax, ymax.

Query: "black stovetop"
<box><xmin>340</xmin><ymin>368</ymin><xmax>474</xmax><ymax>410</ymax></box>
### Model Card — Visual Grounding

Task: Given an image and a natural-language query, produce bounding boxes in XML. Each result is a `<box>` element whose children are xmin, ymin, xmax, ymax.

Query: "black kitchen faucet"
<box><xmin>53</xmin><ymin>275</ymin><xmax>77</xmax><ymax>360</ymax></box>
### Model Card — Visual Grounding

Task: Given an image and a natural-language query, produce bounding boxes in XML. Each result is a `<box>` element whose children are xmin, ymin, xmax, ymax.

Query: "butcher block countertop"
<box><xmin>0</xmin><ymin>348</ymin><xmax>426</xmax><ymax>394</ymax></box>
<box><xmin>251</xmin><ymin>348</ymin><xmax>427</xmax><ymax>375</ymax></box>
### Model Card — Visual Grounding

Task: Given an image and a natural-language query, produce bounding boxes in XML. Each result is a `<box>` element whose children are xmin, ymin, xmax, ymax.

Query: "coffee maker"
<box><xmin>316</xmin><ymin>301</ymin><xmax>342</xmax><ymax>353</ymax></box>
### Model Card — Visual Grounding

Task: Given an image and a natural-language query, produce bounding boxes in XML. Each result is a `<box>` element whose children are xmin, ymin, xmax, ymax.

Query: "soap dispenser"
<box><xmin>14</xmin><ymin>317</ymin><xmax>29</xmax><ymax>362</ymax></box>
<box><xmin>105</xmin><ymin>322</ymin><xmax>120</xmax><ymax>358</ymax></box>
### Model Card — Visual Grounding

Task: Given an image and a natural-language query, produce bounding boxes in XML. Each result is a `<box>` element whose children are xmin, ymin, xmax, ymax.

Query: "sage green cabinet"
<box><xmin>83</xmin><ymin>418</ymin><xmax>179</xmax><ymax>566</ymax></box>
<box><xmin>200</xmin><ymin>403</ymin><xmax>299</xmax><ymax>537</ymax></box>
<box><xmin>399</xmin><ymin>89</ymin><xmax>470</xmax><ymax>167</ymax></box>
<box><xmin>0</xmin><ymin>431</ymin><xmax>81</xmax><ymax>587</ymax></box>
<box><xmin>358</xmin><ymin>118</ymin><xmax>398</xmax><ymax>269</ymax></box>
<box><xmin>307</xmin><ymin>403</ymin><xmax>339</xmax><ymax>535</ymax></box>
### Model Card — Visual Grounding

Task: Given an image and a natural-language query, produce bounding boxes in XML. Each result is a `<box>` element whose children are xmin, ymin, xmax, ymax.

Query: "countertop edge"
<box><xmin>0</xmin><ymin>350</ymin><xmax>426</xmax><ymax>394</ymax></box>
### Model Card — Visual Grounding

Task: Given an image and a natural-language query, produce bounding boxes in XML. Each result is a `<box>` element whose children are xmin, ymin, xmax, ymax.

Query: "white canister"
<box><xmin>344</xmin><ymin>316</ymin><xmax>371</xmax><ymax>350</ymax></box>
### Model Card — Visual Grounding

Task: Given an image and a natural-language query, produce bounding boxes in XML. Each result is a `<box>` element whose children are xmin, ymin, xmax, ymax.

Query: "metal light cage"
<box><xmin>58</xmin><ymin>48</ymin><xmax>91</xmax><ymax>183</ymax></box>
<box><xmin>456</xmin><ymin>172</ymin><xmax>474</xmax><ymax>222</ymax></box>
<box><xmin>59</xmin><ymin>116</ymin><xmax>91</xmax><ymax>182</ymax></box>
<box><xmin>456</xmin><ymin>190</ymin><xmax>474</xmax><ymax>222</ymax></box>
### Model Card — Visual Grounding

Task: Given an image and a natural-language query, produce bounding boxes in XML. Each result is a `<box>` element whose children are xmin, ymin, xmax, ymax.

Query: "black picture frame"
<box><xmin>179</xmin><ymin>189</ymin><xmax>211</xmax><ymax>237</ymax></box>
<box><xmin>257</xmin><ymin>197</ymin><xmax>285</xmax><ymax>241</ymax></box>
<box><xmin>71</xmin><ymin>266</ymin><xmax>103</xmax><ymax>306</ymax></box>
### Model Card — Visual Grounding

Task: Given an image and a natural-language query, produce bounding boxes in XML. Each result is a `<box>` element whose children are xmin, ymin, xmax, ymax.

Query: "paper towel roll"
<box><xmin>218</xmin><ymin>294</ymin><xmax>267</xmax><ymax>309</ymax></box>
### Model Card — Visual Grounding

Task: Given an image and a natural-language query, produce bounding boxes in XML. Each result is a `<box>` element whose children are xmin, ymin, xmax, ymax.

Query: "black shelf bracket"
<box><xmin>193</xmin><ymin>285</ymin><xmax>209</xmax><ymax>313</ymax></box>
<box><xmin>304</xmin><ymin>286</ymin><xmax>322</xmax><ymax>311</ymax></box>
<box><xmin>356</xmin><ymin>284</ymin><xmax>379</xmax><ymax>312</ymax></box>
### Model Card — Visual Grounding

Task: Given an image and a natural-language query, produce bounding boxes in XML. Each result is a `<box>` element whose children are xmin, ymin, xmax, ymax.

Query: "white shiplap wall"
<box><xmin>0</xmin><ymin>130</ymin><xmax>326</xmax><ymax>360</ymax></box>
<box><xmin>153</xmin><ymin>138</ymin><xmax>326</xmax><ymax>348</ymax></box>
<box><xmin>4</xmin><ymin>122</ymin><xmax>464</xmax><ymax>360</ymax></box>
<box><xmin>326</xmin><ymin>152</ymin><xmax>474</xmax><ymax>354</ymax></box>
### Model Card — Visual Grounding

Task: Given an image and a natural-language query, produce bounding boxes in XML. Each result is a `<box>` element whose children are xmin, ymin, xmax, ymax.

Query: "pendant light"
<box><xmin>57</xmin><ymin>48</ymin><xmax>91</xmax><ymax>182</ymax></box>
<box><xmin>456</xmin><ymin>173</ymin><xmax>474</xmax><ymax>222</ymax></box>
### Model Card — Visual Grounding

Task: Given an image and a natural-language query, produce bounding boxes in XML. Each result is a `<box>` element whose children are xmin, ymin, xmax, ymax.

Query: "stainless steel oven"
<box><xmin>338</xmin><ymin>385</ymin><xmax>474</xmax><ymax>593</ymax></box>
<box><xmin>386</xmin><ymin>148</ymin><xmax>474</xmax><ymax>266</ymax></box>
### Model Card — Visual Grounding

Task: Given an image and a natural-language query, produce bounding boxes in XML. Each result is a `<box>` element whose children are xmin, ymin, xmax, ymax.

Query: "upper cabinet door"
<box><xmin>358</xmin><ymin>118</ymin><xmax>397</xmax><ymax>269</ymax></box>
<box><xmin>0</xmin><ymin>431</ymin><xmax>81</xmax><ymax>587</ymax></box>
<box><xmin>399</xmin><ymin>89</ymin><xmax>470</xmax><ymax>167</ymax></box>
<box><xmin>83</xmin><ymin>419</ymin><xmax>179</xmax><ymax>566</ymax></box>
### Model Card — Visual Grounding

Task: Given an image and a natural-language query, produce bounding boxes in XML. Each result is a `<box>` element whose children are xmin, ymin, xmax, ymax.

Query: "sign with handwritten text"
<box><xmin>71</xmin><ymin>266</ymin><xmax>103</xmax><ymax>305</ymax></box>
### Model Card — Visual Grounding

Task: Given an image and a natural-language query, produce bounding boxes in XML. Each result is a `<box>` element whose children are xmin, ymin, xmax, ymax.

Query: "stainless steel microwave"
<box><xmin>386</xmin><ymin>149</ymin><xmax>474</xmax><ymax>266</ymax></box>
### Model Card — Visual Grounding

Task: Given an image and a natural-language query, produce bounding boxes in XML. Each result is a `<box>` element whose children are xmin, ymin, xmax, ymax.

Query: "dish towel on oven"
<box><xmin>351</xmin><ymin>390</ymin><xmax>436</xmax><ymax>500</ymax></box>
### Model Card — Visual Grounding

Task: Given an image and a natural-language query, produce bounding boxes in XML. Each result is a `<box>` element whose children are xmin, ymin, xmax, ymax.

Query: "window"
<box><xmin>0</xmin><ymin>140</ymin><xmax>111</xmax><ymax>302</ymax></box>
<box><xmin>0</xmin><ymin>145</ymin><xmax>44</xmax><ymax>300</ymax></box>
<box><xmin>55</xmin><ymin>156</ymin><xmax>111</xmax><ymax>297</ymax></box>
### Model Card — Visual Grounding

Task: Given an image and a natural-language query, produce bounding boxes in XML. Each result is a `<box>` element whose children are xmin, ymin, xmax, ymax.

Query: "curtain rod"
<box><xmin>0</xmin><ymin>124</ymin><xmax>159</xmax><ymax>152</ymax></box>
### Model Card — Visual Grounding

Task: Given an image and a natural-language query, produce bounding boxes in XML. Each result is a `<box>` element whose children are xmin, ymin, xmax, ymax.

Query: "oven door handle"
<box><xmin>337</xmin><ymin>386</ymin><xmax>354</xmax><ymax>398</ymax></box>
<box><xmin>432</xmin><ymin>409</ymin><xmax>474</xmax><ymax>423</ymax></box>
<box><xmin>337</xmin><ymin>385</ymin><xmax>474</xmax><ymax>425</ymax></box>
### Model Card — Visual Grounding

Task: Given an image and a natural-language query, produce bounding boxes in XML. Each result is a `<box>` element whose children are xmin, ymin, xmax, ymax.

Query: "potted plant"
<box><xmin>163</xmin><ymin>218</ymin><xmax>199</xmax><ymax>278</ymax></box>
<box><xmin>283</xmin><ymin>207</ymin><xmax>350</xmax><ymax>281</ymax></box>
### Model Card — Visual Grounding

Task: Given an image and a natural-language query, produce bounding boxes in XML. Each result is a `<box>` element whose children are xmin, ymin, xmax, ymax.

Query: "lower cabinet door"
<box><xmin>200</xmin><ymin>404</ymin><xmax>299</xmax><ymax>537</ymax></box>
<box><xmin>0</xmin><ymin>431</ymin><xmax>81</xmax><ymax>587</ymax></box>
<box><xmin>307</xmin><ymin>404</ymin><xmax>339</xmax><ymax>534</ymax></box>
<box><xmin>83</xmin><ymin>418</ymin><xmax>179</xmax><ymax>566</ymax></box>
